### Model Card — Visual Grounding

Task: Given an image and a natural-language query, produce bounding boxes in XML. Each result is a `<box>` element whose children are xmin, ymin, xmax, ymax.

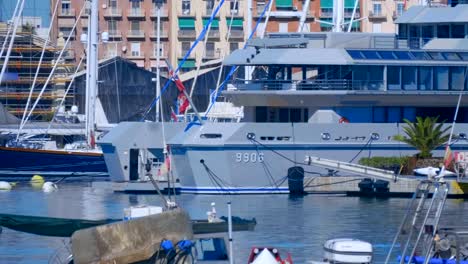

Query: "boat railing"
<box><xmin>229</xmin><ymin>79</ymin><xmax>385</xmax><ymax>91</ymax></box>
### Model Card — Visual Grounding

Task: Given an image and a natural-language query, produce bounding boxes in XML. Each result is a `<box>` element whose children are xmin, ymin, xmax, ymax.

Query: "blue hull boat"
<box><xmin>0</xmin><ymin>146</ymin><xmax>108</xmax><ymax>177</ymax></box>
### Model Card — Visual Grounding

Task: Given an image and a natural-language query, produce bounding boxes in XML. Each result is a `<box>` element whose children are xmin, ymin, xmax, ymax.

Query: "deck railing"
<box><xmin>230</xmin><ymin>79</ymin><xmax>385</xmax><ymax>91</ymax></box>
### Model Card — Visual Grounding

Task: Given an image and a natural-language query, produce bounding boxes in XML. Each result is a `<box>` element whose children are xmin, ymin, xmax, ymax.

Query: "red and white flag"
<box><xmin>170</xmin><ymin>70</ymin><xmax>189</xmax><ymax>114</ymax></box>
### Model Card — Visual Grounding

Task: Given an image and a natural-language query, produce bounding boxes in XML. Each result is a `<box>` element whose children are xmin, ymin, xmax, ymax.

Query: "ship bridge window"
<box><xmin>200</xmin><ymin>133</ymin><xmax>222</xmax><ymax>139</ymax></box>
<box><xmin>378</xmin><ymin>51</ymin><xmax>396</xmax><ymax>60</ymax></box>
<box><xmin>361</xmin><ymin>51</ymin><xmax>381</xmax><ymax>59</ymax></box>
<box><xmin>260</xmin><ymin>136</ymin><xmax>275</xmax><ymax>141</ymax></box>
<box><xmin>347</xmin><ymin>50</ymin><xmax>364</xmax><ymax>59</ymax></box>
<box><xmin>428</xmin><ymin>52</ymin><xmax>444</xmax><ymax>60</ymax></box>
<box><xmin>394</xmin><ymin>51</ymin><xmax>412</xmax><ymax>60</ymax></box>
<box><xmin>458</xmin><ymin>53</ymin><xmax>468</xmax><ymax>60</ymax></box>
<box><xmin>410</xmin><ymin>51</ymin><xmax>430</xmax><ymax>60</ymax></box>
<box><xmin>276</xmin><ymin>136</ymin><xmax>291</xmax><ymax>141</ymax></box>
<box><xmin>443</xmin><ymin>52</ymin><xmax>461</xmax><ymax>61</ymax></box>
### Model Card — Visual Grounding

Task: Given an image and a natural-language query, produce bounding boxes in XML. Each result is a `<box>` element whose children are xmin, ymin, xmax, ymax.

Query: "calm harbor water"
<box><xmin>0</xmin><ymin>181</ymin><xmax>467</xmax><ymax>263</ymax></box>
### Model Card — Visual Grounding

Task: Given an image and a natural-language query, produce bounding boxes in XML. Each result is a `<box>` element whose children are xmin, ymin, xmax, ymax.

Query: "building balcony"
<box><xmin>227</xmin><ymin>30</ymin><xmax>244</xmax><ymax>40</ymax></box>
<box><xmin>80</xmin><ymin>19</ymin><xmax>88</xmax><ymax>28</ymax></box>
<box><xmin>127</xmin><ymin>30</ymin><xmax>145</xmax><ymax>39</ymax></box>
<box><xmin>229</xmin><ymin>9</ymin><xmax>244</xmax><ymax>17</ymax></box>
<box><xmin>206</xmin><ymin>30</ymin><xmax>220</xmax><ymax>40</ymax></box>
<box><xmin>203</xmin><ymin>9</ymin><xmax>220</xmax><ymax>17</ymax></box>
<box><xmin>58</xmin><ymin>8</ymin><xmax>75</xmax><ymax>17</ymax></box>
<box><xmin>58</xmin><ymin>29</ymin><xmax>75</xmax><ymax>39</ymax></box>
<box><xmin>344</xmin><ymin>11</ymin><xmax>360</xmax><ymax>18</ymax></box>
<box><xmin>392</xmin><ymin>11</ymin><xmax>402</xmax><ymax>20</ymax></box>
<box><xmin>150</xmin><ymin>30</ymin><xmax>169</xmax><ymax>39</ymax></box>
<box><xmin>150</xmin><ymin>8</ymin><xmax>169</xmax><ymax>18</ymax></box>
<box><xmin>81</xmin><ymin>8</ymin><xmax>91</xmax><ymax>17</ymax></box>
<box><xmin>203</xmin><ymin>50</ymin><xmax>220</xmax><ymax>60</ymax></box>
<box><xmin>178</xmin><ymin>29</ymin><xmax>197</xmax><ymax>39</ymax></box>
<box><xmin>178</xmin><ymin>50</ymin><xmax>196</xmax><ymax>59</ymax></box>
<box><xmin>104</xmin><ymin>8</ymin><xmax>122</xmax><ymax>18</ymax></box>
<box><xmin>320</xmin><ymin>10</ymin><xmax>333</xmax><ymax>18</ymax></box>
<box><xmin>178</xmin><ymin>9</ymin><xmax>195</xmax><ymax>17</ymax></box>
<box><xmin>127</xmin><ymin>8</ymin><xmax>146</xmax><ymax>19</ymax></box>
<box><xmin>108</xmin><ymin>30</ymin><xmax>122</xmax><ymax>39</ymax></box>
<box><xmin>127</xmin><ymin>52</ymin><xmax>145</xmax><ymax>59</ymax></box>
<box><xmin>368</xmin><ymin>11</ymin><xmax>387</xmax><ymax>21</ymax></box>
<box><xmin>151</xmin><ymin>52</ymin><xmax>168</xmax><ymax>59</ymax></box>
<box><xmin>58</xmin><ymin>18</ymin><xmax>76</xmax><ymax>28</ymax></box>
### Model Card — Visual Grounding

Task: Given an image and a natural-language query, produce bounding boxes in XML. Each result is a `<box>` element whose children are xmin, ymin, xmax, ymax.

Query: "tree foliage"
<box><xmin>396</xmin><ymin>116</ymin><xmax>451</xmax><ymax>158</ymax></box>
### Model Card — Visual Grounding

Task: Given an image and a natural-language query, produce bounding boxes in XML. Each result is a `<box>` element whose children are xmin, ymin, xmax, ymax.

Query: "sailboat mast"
<box><xmin>333</xmin><ymin>0</ymin><xmax>344</xmax><ymax>32</ymax></box>
<box><xmin>155</xmin><ymin>1</ymin><xmax>162</xmax><ymax>122</ymax></box>
<box><xmin>87</xmin><ymin>0</ymin><xmax>99</xmax><ymax>147</ymax></box>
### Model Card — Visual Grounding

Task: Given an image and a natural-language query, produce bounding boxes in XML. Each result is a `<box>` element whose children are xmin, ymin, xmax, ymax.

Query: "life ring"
<box><xmin>339</xmin><ymin>117</ymin><xmax>349</xmax><ymax>123</ymax></box>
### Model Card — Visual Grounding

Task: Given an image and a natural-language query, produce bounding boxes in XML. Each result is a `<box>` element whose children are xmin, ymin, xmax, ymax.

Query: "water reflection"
<box><xmin>0</xmin><ymin>183</ymin><xmax>466</xmax><ymax>264</ymax></box>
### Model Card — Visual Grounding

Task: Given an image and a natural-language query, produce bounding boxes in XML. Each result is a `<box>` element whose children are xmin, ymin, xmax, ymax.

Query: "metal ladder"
<box><xmin>384</xmin><ymin>180</ymin><xmax>449</xmax><ymax>264</ymax></box>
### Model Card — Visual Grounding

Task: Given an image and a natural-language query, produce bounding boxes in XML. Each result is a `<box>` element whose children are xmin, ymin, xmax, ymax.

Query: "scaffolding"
<box><xmin>0</xmin><ymin>27</ymin><xmax>76</xmax><ymax>121</ymax></box>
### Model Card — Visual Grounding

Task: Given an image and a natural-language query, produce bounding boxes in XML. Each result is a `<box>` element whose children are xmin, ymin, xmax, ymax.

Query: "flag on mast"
<box><xmin>443</xmin><ymin>145</ymin><xmax>454</xmax><ymax>167</ymax></box>
<box><xmin>169</xmin><ymin>70</ymin><xmax>189</xmax><ymax>114</ymax></box>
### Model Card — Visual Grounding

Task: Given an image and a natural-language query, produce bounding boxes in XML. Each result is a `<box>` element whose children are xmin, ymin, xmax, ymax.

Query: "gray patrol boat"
<box><xmin>100</xmin><ymin>4</ymin><xmax>468</xmax><ymax>194</ymax></box>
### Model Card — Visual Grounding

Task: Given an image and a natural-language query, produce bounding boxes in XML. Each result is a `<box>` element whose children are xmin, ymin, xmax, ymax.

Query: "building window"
<box><xmin>153</xmin><ymin>0</ymin><xmax>166</xmax><ymax>9</ymax></box>
<box><xmin>108</xmin><ymin>20</ymin><xmax>117</xmax><ymax>33</ymax></box>
<box><xmin>131</xmin><ymin>21</ymin><xmax>140</xmax><ymax>33</ymax></box>
<box><xmin>206</xmin><ymin>0</ymin><xmax>215</xmax><ymax>14</ymax></box>
<box><xmin>108</xmin><ymin>0</ymin><xmax>117</xmax><ymax>8</ymax></box>
<box><xmin>373</xmin><ymin>3</ymin><xmax>382</xmax><ymax>16</ymax></box>
<box><xmin>131</xmin><ymin>0</ymin><xmax>141</xmax><ymax>9</ymax></box>
<box><xmin>206</xmin><ymin>42</ymin><xmax>215</xmax><ymax>57</ymax></box>
<box><xmin>131</xmin><ymin>43</ymin><xmax>141</xmax><ymax>56</ymax></box>
<box><xmin>182</xmin><ymin>0</ymin><xmax>191</xmax><ymax>14</ymax></box>
<box><xmin>229</xmin><ymin>42</ymin><xmax>238</xmax><ymax>53</ymax></box>
<box><xmin>230</xmin><ymin>1</ymin><xmax>239</xmax><ymax>14</ymax></box>
<box><xmin>257</xmin><ymin>0</ymin><xmax>266</xmax><ymax>15</ymax></box>
<box><xmin>279</xmin><ymin>23</ymin><xmax>288</xmax><ymax>33</ymax></box>
<box><xmin>62</xmin><ymin>0</ymin><xmax>71</xmax><ymax>13</ymax></box>
<box><xmin>153</xmin><ymin>21</ymin><xmax>164</xmax><ymax>33</ymax></box>
<box><xmin>372</xmin><ymin>23</ymin><xmax>381</xmax><ymax>33</ymax></box>
<box><xmin>107</xmin><ymin>43</ymin><xmax>118</xmax><ymax>57</ymax></box>
<box><xmin>181</xmin><ymin>42</ymin><xmax>191</xmax><ymax>54</ymax></box>
<box><xmin>396</xmin><ymin>2</ymin><xmax>404</xmax><ymax>16</ymax></box>
<box><xmin>153</xmin><ymin>43</ymin><xmax>164</xmax><ymax>57</ymax></box>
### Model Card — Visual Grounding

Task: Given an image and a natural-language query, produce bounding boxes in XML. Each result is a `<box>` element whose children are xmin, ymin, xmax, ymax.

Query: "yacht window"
<box><xmin>260</xmin><ymin>136</ymin><xmax>275</xmax><ymax>141</ymax></box>
<box><xmin>394</xmin><ymin>51</ymin><xmax>412</xmax><ymax>60</ymax></box>
<box><xmin>347</xmin><ymin>50</ymin><xmax>364</xmax><ymax>59</ymax></box>
<box><xmin>410</xmin><ymin>51</ymin><xmax>430</xmax><ymax>60</ymax></box>
<box><xmin>200</xmin><ymin>134</ymin><xmax>222</xmax><ymax>139</ymax></box>
<box><xmin>277</xmin><ymin>137</ymin><xmax>291</xmax><ymax>141</ymax></box>
<box><xmin>361</xmin><ymin>51</ymin><xmax>380</xmax><ymax>59</ymax></box>
<box><xmin>458</xmin><ymin>53</ymin><xmax>468</xmax><ymax>60</ymax></box>
<box><xmin>428</xmin><ymin>52</ymin><xmax>444</xmax><ymax>60</ymax></box>
<box><xmin>443</xmin><ymin>52</ymin><xmax>461</xmax><ymax>61</ymax></box>
<box><xmin>378</xmin><ymin>51</ymin><xmax>396</xmax><ymax>60</ymax></box>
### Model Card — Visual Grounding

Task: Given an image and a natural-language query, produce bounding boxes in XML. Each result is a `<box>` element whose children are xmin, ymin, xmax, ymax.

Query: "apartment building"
<box><xmin>51</xmin><ymin>0</ymin><xmax>172</xmax><ymax>73</ymax></box>
<box><xmin>251</xmin><ymin>0</ymin><xmax>321</xmax><ymax>35</ymax></box>
<box><xmin>170</xmin><ymin>0</ymin><xmax>248</xmax><ymax>73</ymax></box>
<box><xmin>360</xmin><ymin>0</ymin><xmax>418</xmax><ymax>33</ymax></box>
<box><xmin>51</xmin><ymin>0</ymin><xmax>251</xmax><ymax>73</ymax></box>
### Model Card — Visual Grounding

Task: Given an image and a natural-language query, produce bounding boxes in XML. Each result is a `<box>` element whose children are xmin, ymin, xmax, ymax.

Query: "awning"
<box><xmin>226</xmin><ymin>18</ymin><xmax>243</xmax><ymax>27</ymax></box>
<box><xmin>202</xmin><ymin>18</ymin><xmax>219</xmax><ymax>28</ymax></box>
<box><xmin>320</xmin><ymin>0</ymin><xmax>332</xmax><ymax>8</ymax></box>
<box><xmin>276</xmin><ymin>0</ymin><xmax>293</xmax><ymax>8</ymax></box>
<box><xmin>321</xmin><ymin>0</ymin><xmax>358</xmax><ymax>8</ymax></box>
<box><xmin>178</xmin><ymin>18</ymin><xmax>195</xmax><ymax>29</ymax></box>
<box><xmin>178</xmin><ymin>59</ymin><xmax>196</xmax><ymax>68</ymax></box>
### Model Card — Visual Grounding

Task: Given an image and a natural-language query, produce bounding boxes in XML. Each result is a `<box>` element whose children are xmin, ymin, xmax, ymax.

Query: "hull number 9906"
<box><xmin>235</xmin><ymin>152</ymin><xmax>264</xmax><ymax>163</ymax></box>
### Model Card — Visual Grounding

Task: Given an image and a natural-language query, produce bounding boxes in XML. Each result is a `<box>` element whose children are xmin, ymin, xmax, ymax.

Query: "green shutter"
<box><xmin>202</xmin><ymin>18</ymin><xmax>219</xmax><ymax>28</ymax></box>
<box><xmin>178</xmin><ymin>59</ymin><xmax>196</xmax><ymax>68</ymax></box>
<box><xmin>226</xmin><ymin>18</ymin><xmax>243</xmax><ymax>27</ymax></box>
<box><xmin>178</xmin><ymin>18</ymin><xmax>195</xmax><ymax>29</ymax></box>
<box><xmin>276</xmin><ymin>0</ymin><xmax>293</xmax><ymax>8</ymax></box>
<box><xmin>320</xmin><ymin>0</ymin><xmax>333</xmax><ymax>8</ymax></box>
<box><xmin>345</xmin><ymin>0</ymin><xmax>359</xmax><ymax>8</ymax></box>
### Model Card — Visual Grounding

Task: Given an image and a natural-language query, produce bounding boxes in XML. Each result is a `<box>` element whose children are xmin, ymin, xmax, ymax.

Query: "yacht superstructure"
<box><xmin>101</xmin><ymin>4</ymin><xmax>468</xmax><ymax>193</ymax></box>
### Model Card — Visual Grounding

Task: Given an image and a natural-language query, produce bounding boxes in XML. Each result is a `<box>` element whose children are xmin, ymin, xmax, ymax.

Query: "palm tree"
<box><xmin>396</xmin><ymin>116</ymin><xmax>451</xmax><ymax>159</ymax></box>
